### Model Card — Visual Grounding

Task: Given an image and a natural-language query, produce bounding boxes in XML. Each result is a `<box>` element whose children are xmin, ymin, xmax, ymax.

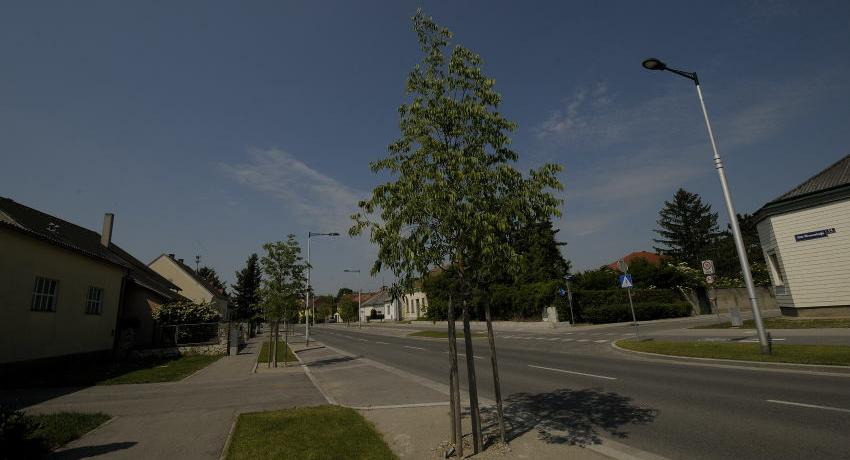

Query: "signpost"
<box><xmin>618</xmin><ymin>260</ymin><xmax>639</xmax><ymax>338</ymax></box>
<box><xmin>559</xmin><ymin>275</ymin><xmax>576</xmax><ymax>326</ymax></box>
<box><xmin>702</xmin><ymin>260</ymin><xmax>721</xmax><ymax>323</ymax></box>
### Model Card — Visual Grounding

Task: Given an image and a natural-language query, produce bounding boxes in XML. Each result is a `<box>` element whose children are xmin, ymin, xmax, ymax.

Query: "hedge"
<box><xmin>582</xmin><ymin>302</ymin><xmax>691</xmax><ymax>324</ymax></box>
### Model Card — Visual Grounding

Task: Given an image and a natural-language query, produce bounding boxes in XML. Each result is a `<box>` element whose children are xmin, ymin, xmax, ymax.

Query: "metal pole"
<box><xmin>566</xmin><ymin>278</ymin><xmax>575</xmax><ymax>326</ymax></box>
<box><xmin>626</xmin><ymin>287</ymin><xmax>638</xmax><ymax>338</ymax></box>
<box><xmin>695</xmin><ymin>83</ymin><xmax>770</xmax><ymax>353</ymax></box>
<box><xmin>305</xmin><ymin>234</ymin><xmax>311</xmax><ymax>346</ymax></box>
<box><xmin>358</xmin><ymin>288</ymin><xmax>362</xmax><ymax>329</ymax></box>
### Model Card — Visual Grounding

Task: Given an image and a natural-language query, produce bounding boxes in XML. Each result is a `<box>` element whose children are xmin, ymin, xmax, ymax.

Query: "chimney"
<box><xmin>178</xmin><ymin>258</ymin><xmax>184</xmax><ymax>264</ymax></box>
<box><xmin>168</xmin><ymin>253</ymin><xmax>175</xmax><ymax>259</ymax></box>
<box><xmin>101</xmin><ymin>213</ymin><xmax>114</xmax><ymax>247</ymax></box>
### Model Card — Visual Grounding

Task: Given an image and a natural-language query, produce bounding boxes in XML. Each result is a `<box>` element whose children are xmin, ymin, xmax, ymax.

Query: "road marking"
<box><xmin>548</xmin><ymin>337</ymin><xmax>559</xmax><ymax>341</ymax></box>
<box><xmin>766</xmin><ymin>399</ymin><xmax>850</xmax><ymax>414</ymax></box>
<box><xmin>358</xmin><ymin>338</ymin><xmax>368</xmax><ymax>342</ymax></box>
<box><xmin>535</xmin><ymin>337</ymin><xmax>548</xmax><ymax>340</ymax></box>
<box><xmin>375</xmin><ymin>341</ymin><xmax>389</xmax><ymax>345</ymax></box>
<box><xmin>404</xmin><ymin>345</ymin><xmax>426</xmax><ymax>351</ymax></box>
<box><xmin>443</xmin><ymin>351</ymin><xmax>484</xmax><ymax>360</ymax></box>
<box><xmin>528</xmin><ymin>365</ymin><xmax>617</xmax><ymax>380</ymax></box>
<box><xmin>577</xmin><ymin>339</ymin><xmax>590</xmax><ymax>342</ymax></box>
<box><xmin>741</xmin><ymin>338</ymin><xmax>786</xmax><ymax>343</ymax></box>
<box><xmin>594</xmin><ymin>339</ymin><xmax>609</xmax><ymax>343</ymax></box>
<box><xmin>561</xmin><ymin>338</ymin><xmax>574</xmax><ymax>342</ymax></box>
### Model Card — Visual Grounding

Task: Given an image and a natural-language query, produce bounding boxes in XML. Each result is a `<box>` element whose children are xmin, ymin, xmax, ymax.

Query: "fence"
<box><xmin>158</xmin><ymin>322</ymin><xmax>220</xmax><ymax>347</ymax></box>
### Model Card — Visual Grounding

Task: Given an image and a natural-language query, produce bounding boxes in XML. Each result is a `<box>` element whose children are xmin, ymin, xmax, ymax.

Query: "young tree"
<box><xmin>231</xmin><ymin>254</ymin><xmax>262</xmax><ymax>321</ymax></box>
<box><xmin>337</xmin><ymin>295</ymin><xmax>358</xmax><ymax>326</ymax></box>
<box><xmin>197</xmin><ymin>266</ymin><xmax>228</xmax><ymax>295</ymax></box>
<box><xmin>351</xmin><ymin>10</ymin><xmax>562</xmax><ymax>453</ymax></box>
<box><xmin>653</xmin><ymin>189</ymin><xmax>721</xmax><ymax>266</ymax></box>
<box><xmin>259</xmin><ymin>236</ymin><xmax>308</xmax><ymax>367</ymax></box>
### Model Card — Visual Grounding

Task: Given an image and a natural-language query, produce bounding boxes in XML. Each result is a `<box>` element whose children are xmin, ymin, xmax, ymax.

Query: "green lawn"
<box><xmin>408</xmin><ymin>330</ymin><xmax>487</xmax><ymax>339</ymax></box>
<box><xmin>257</xmin><ymin>341</ymin><xmax>297</xmax><ymax>364</ymax></box>
<box><xmin>695</xmin><ymin>316</ymin><xmax>850</xmax><ymax>329</ymax></box>
<box><xmin>226</xmin><ymin>406</ymin><xmax>397</xmax><ymax>460</ymax></box>
<box><xmin>3</xmin><ymin>354</ymin><xmax>223</xmax><ymax>388</ymax></box>
<box><xmin>28</xmin><ymin>412</ymin><xmax>112</xmax><ymax>451</ymax></box>
<box><xmin>617</xmin><ymin>339</ymin><xmax>850</xmax><ymax>366</ymax></box>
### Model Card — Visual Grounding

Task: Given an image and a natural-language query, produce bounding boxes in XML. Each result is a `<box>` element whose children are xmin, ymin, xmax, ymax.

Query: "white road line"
<box><xmin>767</xmin><ymin>399</ymin><xmax>850</xmax><ymax>414</ymax></box>
<box><xmin>741</xmin><ymin>338</ymin><xmax>786</xmax><ymax>343</ymax></box>
<box><xmin>375</xmin><ymin>341</ymin><xmax>389</xmax><ymax>345</ymax></box>
<box><xmin>561</xmin><ymin>338</ymin><xmax>574</xmax><ymax>342</ymax></box>
<box><xmin>404</xmin><ymin>345</ymin><xmax>426</xmax><ymax>351</ymax></box>
<box><xmin>536</xmin><ymin>337</ymin><xmax>548</xmax><ymax>340</ymax></box>
<box><xmin>577</xmin><ymin>339</ymin><xmax>590</xmax><ymax>342</ymax></box>
<box><xmin>358</xmin><ymin>338</ymin><xmax>368</xmax><ymax>342</ymax></box>
<box><xmin>443</xmin><ymin>351</ymin><xmax>484</xmax><ymax>360</ymax></box>
<box><xmin>528</xmin><ymin>365</ymin><xmax>617</xmax><ymax>380</ymax></box>
<box><xmin>594</xmin><ymin>339</ymin><xmax>609</xmax><ymax>343</ymax></box>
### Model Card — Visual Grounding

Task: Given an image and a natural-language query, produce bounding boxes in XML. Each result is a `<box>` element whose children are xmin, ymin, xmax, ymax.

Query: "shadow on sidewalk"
<box><xmin>480</xmin><ymin>388</ymin><xmax>657</xmax><ymax>447</ymax></box>
<box><xmin>51</xmin><ymin>441</ymin><xmax>137</xmax><ymax>459</ymax></box>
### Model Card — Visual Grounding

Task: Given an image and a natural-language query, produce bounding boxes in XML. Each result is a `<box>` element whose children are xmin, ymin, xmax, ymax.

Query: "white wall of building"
<box><xmin>757</xmin><ymin>198</ymin><xmax>850</xmax><ymax>313</ymax></box>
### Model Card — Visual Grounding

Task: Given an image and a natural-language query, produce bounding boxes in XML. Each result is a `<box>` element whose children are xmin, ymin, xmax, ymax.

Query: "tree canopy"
<box><xmin>231</xmin><ymin>253</ymin><xmax>262</xmax><ymax>321</ymax></box>
<box><xmin>653</xmin><ymin>188</ymin><xmax>720</xmax><ymax>266</ymax></box>
<box><xmin>197</xmin><ymin>266</ymin><xmax>227</xmax><ymax>295</ymax></box>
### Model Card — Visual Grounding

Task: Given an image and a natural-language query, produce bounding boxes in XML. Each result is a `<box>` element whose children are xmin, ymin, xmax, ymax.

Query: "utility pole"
<box><xmin>195</xmin><ymin>255</ymin><xmax>201</xmax><ymax>272</ymax></box>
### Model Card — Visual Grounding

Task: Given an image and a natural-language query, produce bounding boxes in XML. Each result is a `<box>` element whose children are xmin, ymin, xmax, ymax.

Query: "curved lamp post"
<box><xmin>641</xmin><ymin>58</ymin><xmax>770</xmax><ymax>354</ymax></box>
<box><xmin>306</xmin><ymin>231</ymin><xmax>339</xmax><ymax>344</ymax></box>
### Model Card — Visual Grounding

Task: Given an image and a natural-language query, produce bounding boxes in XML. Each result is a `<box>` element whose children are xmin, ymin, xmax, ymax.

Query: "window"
<box><xmin>767</xmin><ymin>252</ymin><xmax>787</xmax><ymax>294</ymax></box>
<box><xmin>415</xmin><ymin>298</ymin><xmax>420</xmax><ymax>313</ymax></box>
<box><xmin>31</xmin><ymin>277</ymin><xmax>59</xmax><ymax>312</ymax></box>
<box><xmin>86</xmin><ymin>286</ymin><xmax>104</xmax><ymax>315</ymax></box>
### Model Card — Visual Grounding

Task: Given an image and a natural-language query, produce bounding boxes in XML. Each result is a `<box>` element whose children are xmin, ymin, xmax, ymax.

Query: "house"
<box><xmin>755</xmin><ymin>154</ymin><xmax>850</xmax><ymax>317</ymax></box>
<box><xmin>0</xmin><ymin>197</ymin><xmax>181</xmax><ymax>365</ymax></box>
<box><xmin>149</xmin><ymin>254</ymin><xmax>230</xmax><ymax>318</ymax></box>
<box><xmin>607</xmin><ymin>251</ymin><xmax>664</xmax><ymax>271</ymax></box>
<box><xmin>360</xmin><ymin>289</ymin><xmax>397</xmax><ymax>322</ymax></box>
<box><xmin>400</xmin><ymin>289</ymin><xmax>429</xmax><ymax>320</ymax></box>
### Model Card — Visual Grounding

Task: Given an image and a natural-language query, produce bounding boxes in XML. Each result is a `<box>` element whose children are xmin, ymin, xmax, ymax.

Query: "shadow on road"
<box><xmin>480</xmin><ymin>388</ymin><xmax>657</xmax><ymax>446</ymax></box>
<box><xmin>301</xmin><ymin>355</ymin><xmax>359</xmax><ymax>368</ymax></box>
<box><xmin>50</xmin><ymin>441</ymin><xmax>137</xmax><ymax>459</ymax></box>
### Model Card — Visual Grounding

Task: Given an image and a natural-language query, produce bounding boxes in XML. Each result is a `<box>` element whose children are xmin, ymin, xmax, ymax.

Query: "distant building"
<box><xmin>360</xmin><ymin>289</ymin><xmax>399</xmax><ymax>322</ymax></box>
<box><xmin>149</xmin><ymin>254</ymin><xmax>230</xmax><ymax>318</ymax></box>
<box><xmin>755</xmin><ymin>154</ymin><xmax>850</xmax><ymax>317</ymax></box>
<box><xmin>0</xmin><ymin>197</ymin><xmax>181</xmax><ymax>365</ymax></box>
<box><xmin>607</xmin><ymin>251</ymin><xmax>664</xmax><ymax>271</ymax></box>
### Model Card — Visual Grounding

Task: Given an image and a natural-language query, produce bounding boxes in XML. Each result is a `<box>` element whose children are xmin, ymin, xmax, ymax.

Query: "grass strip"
<box><xmin>29</xmin><ymin>412</ymin><xmax>111</xmax><ymax>450</ymax></box>
<box><xmin>226</xmin><ymin>406</ymin><xmax>397</xmax><ymax>460</ymax></box>
<box><xmin>694</xmin><ymin>317</ymin><xmax>850</xmax><ymax>329</ymax></box>
<box><xmin>408</xmin><ymin>330</ymin><xmax>486</xmax><ymax>339</ymax></box>
<box><xmin>98</xmin><ymin>354</ymin><xmax>223</xmax><ymax>385</ymax></box>
<box><xmin>617</xmin><ymin>339</ymin><xmax>850</xmax><ymax>366</ymax></box>
<box><xmin>257</xmin><ymin>341</ymin><xmax>298</xmax><ymax>364</ymax></box>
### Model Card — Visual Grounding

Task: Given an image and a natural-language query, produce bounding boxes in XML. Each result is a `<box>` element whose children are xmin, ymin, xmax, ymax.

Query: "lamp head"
<box><xmin>642</xmin><ymin>58</ymin><xmax>667</xmax><ymax>71</ymax></box>
<box><xmin>328</xmin><ymin>232</ymin><xmax>340</xmax><ymax>236</ymax></box>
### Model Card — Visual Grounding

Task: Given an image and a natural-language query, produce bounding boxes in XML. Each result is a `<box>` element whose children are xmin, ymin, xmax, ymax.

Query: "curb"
<box><xmin>218</xmin><ymin>415</ymin><xmax>238</xmax><ymax>460</ymax></box>
<box><xmin>293</xmin><ymin>342</ymin><xmax>339</xmax><ymax>405</ymax></box>
<box><xmin>610</xmin><ymin>340</ymin><xmax>850</xmax><ymax>377</ymax></box>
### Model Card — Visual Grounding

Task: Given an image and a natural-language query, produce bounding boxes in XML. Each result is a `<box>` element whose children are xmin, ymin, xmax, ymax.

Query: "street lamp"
<box><xmin>641</xmin><ymin>57</ymin><xmax>770</xmax><ymax>353</ymax></box>
<box><xmin>306</xmin><ymin>231</ymin><xmax>340</xmax><ymax>345</ymax></box>
<box><xmin>343</xmin><ymin>269</ymin><xmax>362</xmax><ymax>329</ymax></box>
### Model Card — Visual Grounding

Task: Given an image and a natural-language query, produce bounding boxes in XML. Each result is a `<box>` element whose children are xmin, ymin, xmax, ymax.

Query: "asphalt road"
<box><xmin>313</xmin><ymin>324</ymin><xmax>850</xmax><ymax>460</ymax></box>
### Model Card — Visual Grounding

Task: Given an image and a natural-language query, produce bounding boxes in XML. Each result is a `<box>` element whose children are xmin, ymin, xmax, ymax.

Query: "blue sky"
<box><xmin>2</xmin><ymin>1</ymin><xmax>849</xmax><ymax>293</ymax></box>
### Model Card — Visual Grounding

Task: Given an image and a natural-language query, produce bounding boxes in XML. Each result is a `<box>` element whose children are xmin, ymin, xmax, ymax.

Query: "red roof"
<box><xmin>607</xmin><ymin>251</ymin><xmax>664</xmax><ymax>271</ymax></box>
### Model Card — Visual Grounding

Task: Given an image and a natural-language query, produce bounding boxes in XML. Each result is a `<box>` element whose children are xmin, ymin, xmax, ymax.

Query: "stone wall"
<box><xmin>131</xmin><ymin>322</ymin><xmax>230</xmax><ymax>358</ymax></box>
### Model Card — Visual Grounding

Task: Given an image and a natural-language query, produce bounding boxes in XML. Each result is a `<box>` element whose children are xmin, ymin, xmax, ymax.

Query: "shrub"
<box><xmin>152</xmin><ymin>300</ymin><xmax>222</xmax><ymax>325</ymax></box>
<box><xmin>0</xmin><ymin>406</ymin><xmax>46</xmax><ymax>458</ymax></box>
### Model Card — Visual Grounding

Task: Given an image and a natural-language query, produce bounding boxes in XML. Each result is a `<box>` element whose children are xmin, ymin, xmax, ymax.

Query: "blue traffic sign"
<box><xmin>619</xmin><ymin>274</ymin><xmax>633</xmax><ymax>289</ymax></box>
<box><xmin>558</xmin><ymin>288</ymin><xmax>567</xmax><ymax>297</ymax></box>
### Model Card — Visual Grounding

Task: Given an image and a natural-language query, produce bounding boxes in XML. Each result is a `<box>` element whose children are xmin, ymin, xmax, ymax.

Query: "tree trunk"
<box><xmin>484</xmin><ymin>297</ymin><xmax>506</xmax><ymax>444</ymax></box>
<box><xmin>462</xmin><ymin>300</ymin><xmax>483</xmax><ymax>453</ymax></box>
<box><xmin>283</xmin><ymin>320</ymin><xmax>289</xmax><ymax>367</ymax></box>
<box><xmin>272</xmin><ymin>321</ymin><xmax>279</xmax><ymax>368</ymax></box>
<box><xmin>447</xmin><ymin>295</ymin><xmax>463</xmax><ymax>457</ymax></box>
<box><xmin>267</xmin><ymin>321</ymin><xmax>273</xmax><ymax>369</ymax></box>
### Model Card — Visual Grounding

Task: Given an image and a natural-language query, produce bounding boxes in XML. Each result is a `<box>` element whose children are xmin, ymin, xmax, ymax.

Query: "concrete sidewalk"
<box><xmin>297</xmin><ymin>340</ymin><xmax>610</xmax><ymax>459</ymax></box>
<box><xmin>17</xmin><ymin>337</ymin><xmax>326</xmax><ymax>459</ymax></box>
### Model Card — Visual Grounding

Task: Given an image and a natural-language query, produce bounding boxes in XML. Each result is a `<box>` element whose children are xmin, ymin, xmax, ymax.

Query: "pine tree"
<box><xmin>197</xmin><ymin>266</ymin><xmax>227</xmax><ymax>295</ymax></box>
<box><xmin>653</xmin><ymin>188</ymin><xmax>720</xmax><ymax>266</ymax></box>
<box><xmin>231</xmin><ymin>254</ymin><xmax>262</xmax><ymax>320</ymax></box>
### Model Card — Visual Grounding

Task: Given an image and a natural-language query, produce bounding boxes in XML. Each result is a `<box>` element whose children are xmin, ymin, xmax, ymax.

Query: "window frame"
<box><xmin>85</xmin><ymin>286</ymin><xmax>104</xmax><ymax>315</ymax></box>
<box><xmin>767</xmin><ymin>251</ymin><xmax>787</xmax><ymax>294</ymax></box>
<box><xmin>31</xmin><ymin>277</ymin><xmax>59</xmax><ymax>312</ymax></box>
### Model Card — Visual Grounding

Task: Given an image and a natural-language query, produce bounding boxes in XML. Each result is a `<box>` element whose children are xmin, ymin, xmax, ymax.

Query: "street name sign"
<box><xmin>794</xmin><ymin>228</ymin><xmax>836</xmax><ymax>242</ymax></box>
<box><xmin>619</xmin><ymin>274</ymin><xmax>633</xmax><ymax>289</ymax></box>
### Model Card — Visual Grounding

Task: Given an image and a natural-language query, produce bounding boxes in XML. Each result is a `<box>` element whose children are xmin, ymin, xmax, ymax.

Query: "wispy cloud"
<box><xmin>220</xmin><ymin>148</ymin><xmax>364</xmax><ymax>231</ymax></box>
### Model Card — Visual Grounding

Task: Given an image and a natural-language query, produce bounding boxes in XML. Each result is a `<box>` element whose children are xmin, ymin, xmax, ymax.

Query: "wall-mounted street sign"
<box><xmin>794</xmin><ymin>228</ymin><xmax>836</xmax><ymax>242</ymax></box>
<box><xmin>619</xmin><ymin>274</ymin><xmax>633</xmax><ymax>289</ymax></box>
<box><xmin>705</xmin><ymin>274</ymin><xmax>715</xmax><ymax>285</ymax></box>
<box><xmin>701</xmin><ymin>260</ymin><xmax>715</xmax><ymax>275</ymax></box>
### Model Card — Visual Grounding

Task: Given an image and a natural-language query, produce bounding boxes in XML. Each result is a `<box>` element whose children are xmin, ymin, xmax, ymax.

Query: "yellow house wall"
<box><xmin>0</xmin><ymin>227</ymin><xmax>125</xmax><ymax>364</ymax></box>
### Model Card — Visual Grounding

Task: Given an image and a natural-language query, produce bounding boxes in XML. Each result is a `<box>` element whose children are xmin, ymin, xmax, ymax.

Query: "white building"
<box><xmin>400</xmin><ymin>290</ymin><xmax>428</xmax><ymax>320</ymax></box>
<box><xmin>755</xmin><ymin>154</ymin><xmax>850</xmax><ymax>317</ymax></box>
<box><xmin>359</xmin><ymin>288</ymin><xmax>430</xmax><ymax>322</ymax></box>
